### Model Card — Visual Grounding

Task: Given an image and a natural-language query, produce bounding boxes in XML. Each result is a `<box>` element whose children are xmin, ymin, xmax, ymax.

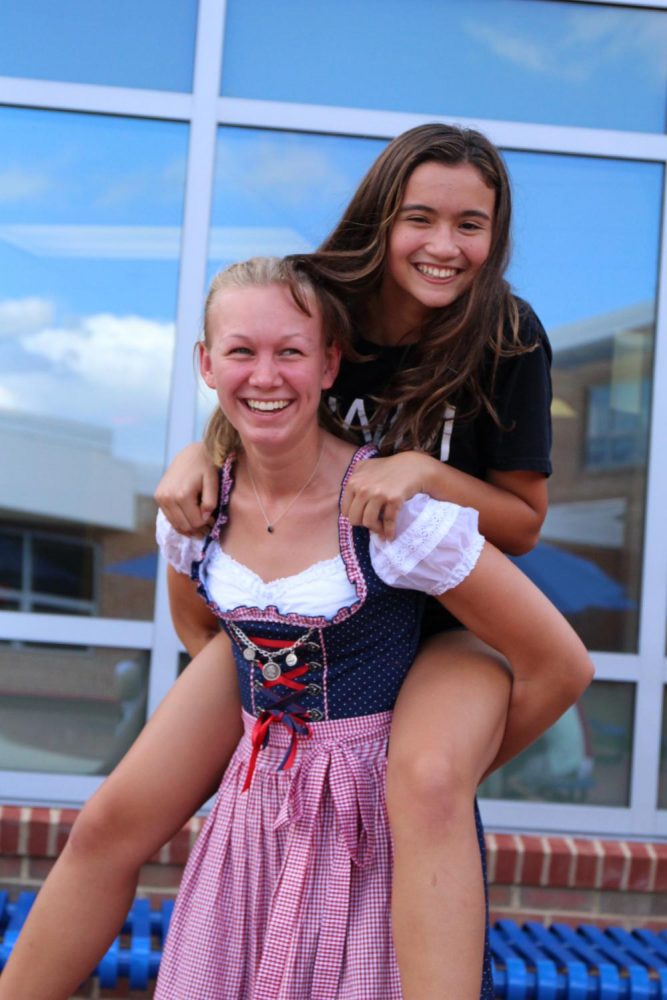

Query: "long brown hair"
<box><xmin>201</xmin><ymin>256</ymin><xmax>353</xmax><ymax>465</ymax></box>
<box><xmin>290</xmin><ymin>123</ymin><xmax>532</xmax><ymax>454</ymax></box>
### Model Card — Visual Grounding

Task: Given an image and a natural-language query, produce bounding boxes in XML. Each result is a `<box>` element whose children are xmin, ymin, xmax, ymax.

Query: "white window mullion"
<box><xmin>216</xmin><ymin>96</ymin><xmax>667</xmax><ymax>164</ymax></box>
<box><xmin>0</xmin><ymin>610</ymin><xmax>153</xmax><ymax>649</ymax></box>
<box><xmin>147</xmin><ymin>0</ymin><xmax>228</xmax><ymax>716</ymax></box>
<box><xmin>0</xmin><ymin>75</ymin><xmax>192</xmax><ymax>121</ymax></box>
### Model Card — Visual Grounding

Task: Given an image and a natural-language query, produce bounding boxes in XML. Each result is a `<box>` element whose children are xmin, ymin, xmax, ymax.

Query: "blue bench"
<box><xmin>3</xmin><ymin>891</ymin><xmax>667</xmax><ymax>997</ymax></box>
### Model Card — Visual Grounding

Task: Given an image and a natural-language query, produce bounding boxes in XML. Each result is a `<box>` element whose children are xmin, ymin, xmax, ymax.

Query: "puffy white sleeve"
<box><xmin>155</xmin><ymin>510</ymin><xmax>205</xmax><ymax>575</ymax></box>
<box><xmin>369</xmin><ymin>493</ymin><xmax>484</xmax><ymax>595</ymax></box>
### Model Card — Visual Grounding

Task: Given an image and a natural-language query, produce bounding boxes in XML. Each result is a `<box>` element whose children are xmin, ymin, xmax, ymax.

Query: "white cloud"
<box><xmin>216</xmin><ymin>139</ymin><xmax>350</xmax><ymax>207</ymax></box>
<box><xmin>0</xmin><ymin>297</ymin><xmax>54</xmax><ymax>337</ymax></box>
<box><xmin>464</xmin><ymin>8</ymin><xmax>667</xmax><ymax>84</ymax></box>
<box><xmin>97</xmin><ymin>154</ymin><xmax>187</xmax><ymax>209</ymax></box>
<box><xmin>22</xmin><ymin>313</ymin><xmax>175</xmax><ymax>404</ymax></box>
<box><xmin>0</xmin><ymin>167</ymin><xmax>50</xmax><ymax>204</ymax></box>
<box><xmin>0</xmin><ymin>384</ymin><xmax>18</xmax><ymax>408</ymax></box>
<box><xmin>0</xmin><ymin>224</ymin><xmax>310</xmax><ymax>260</ymax></box>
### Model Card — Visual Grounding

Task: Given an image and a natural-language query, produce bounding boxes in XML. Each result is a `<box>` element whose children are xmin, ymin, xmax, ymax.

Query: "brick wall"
<box><xmin>2</xmin><ymin>806</ymin><xmax>667</xmax><ymax>996</ymax></box>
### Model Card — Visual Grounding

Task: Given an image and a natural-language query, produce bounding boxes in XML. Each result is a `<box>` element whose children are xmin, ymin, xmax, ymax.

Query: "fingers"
<box><xmin>200</xmin><ymin>465</ymin><xmax>221</xmax><ymax>522</ymax></box>
<box><xmin>346</xmin><ymin>493</ymin><xmax>387</xmax><ymax>537</ymax></box>
<box><xmin>342</xmin><ymin>467</ymin><xmax>404</xmax><ymax>540</ymax></box>
<box><xmin>380</xmin><ymin>501</ymin><xmax>400</xmax><ymax>542</ymax></box>
<box><xmin>155</xmin><ymin>492</ymin><xmax>210</xmax><ymax>536</ymax></box>
<box><xmin>154</xmin><ymin>442</ymin><xmax>218</xmax><ymax>536</ymax></box>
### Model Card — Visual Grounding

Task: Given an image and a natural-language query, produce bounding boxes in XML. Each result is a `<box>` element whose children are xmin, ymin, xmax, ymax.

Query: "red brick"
<box><xmin>27</xmin><ymin>858</ymin><xmax>56</xmax><ymax>880</ymax></box>
<box><xmin>55</xmin><ymin>809</ymin><xmax>78</xmax><ymax>853</ymax></box>
<box><xmin>489</xmin><ymin>909</ymin><xmax>523</xmax><ymax>924</ymax></box>
<box><xmin>489</xmin><ymin>884</ymin><xmax>513</xmax><ymax>907</ymax></box>
<box><xmin>167</xmin><ymin>824</ymin><xmax>193</xmax><ymax>865</ymax></box>
<box><xmin>491</xmin><ymin>833</ymin><xmax>518</xmax><ymax>884</ymax></box>
<box><xmin>600</xmin><ymin>839</ymin><xmax>627</xmax><ymax>890</ymax></box>
<box><xmin>650</xmin><ymin>893</ymin><xmax>667</xmax><ymax>916</ymax></box>
<box><xmin>598</xmin><ymin>890</ymin><xmax>651</xmax><ymax>917</ymax></box>
<box><xmin>519</xmin><ymin>886</ymin><xmax>597</xmax><ymax>914</ymax></box>
<box><xmin>552</xmin><ymin>913</ymin><xmax>596</xmax><ymax>929</ymax></box>
<box><xmin>626</xmin><ymin>842</ymin><xmax>653</xmax><ymax>892</ymax></box>
<box><xmin>637</xmin><ymin>918</ymin><xmax>667</xmax><ymax>932</ymax></box>
<box><xmin>507</xmin><ymin>911</ymin><xmax>549</xmax><ymax>926</ymax></box>
<box><xmin>652</xmin><ymin>843</ymin><xmax>667</xmax><ymax>892</ymax></box>
<box><xmin>572</xmin><ymin>838</ymin><xmax>599</xmax><ymax>889</ymax></box>
<box><xmin>26</xmin><ymin>807</ymin><xmax>51</xmax><ymax>857</ymax></box>
<box><xmin>0</xmin><ymin>806</ymin><xmax>21</xmax><ymax>854</ymax></box>
<box><xmin>545</xmin><ymin>837</ymin><xmax>574</xmax><ymax>887</ymax></box>
<box><xmin>0</xmin><ymin>857</ymin><xmax>23</xmax><ymax>879</ymax></box>
<box><xmin>518</xmin><ymin>835</ymin><xmax>544</xmax><ymax>885</ymax></box>
<box><xmin>137</xmin><ymin>862</ymin><xmax>185</xmax><ymax>890</ymax></box>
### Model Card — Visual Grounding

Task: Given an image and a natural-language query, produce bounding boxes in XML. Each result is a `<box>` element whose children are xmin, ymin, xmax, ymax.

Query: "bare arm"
<box><xmin>167</xmin><ymin>564</ymin><xmax>220</xmax><ymax>657</ymax></box>
<box><xmin>343</xmin><ymin>451</ymin><xmax>547</xmax><ymax>555</ymax></box>
<box><xmin>437</xmin><ymin>543</ymin><xmax>594</xmax><ymax>771</ymax></box>
<box><xmin>155</xmin><ymin>442</ymin><xmax>219</xmax><ymax>536</ymax></box>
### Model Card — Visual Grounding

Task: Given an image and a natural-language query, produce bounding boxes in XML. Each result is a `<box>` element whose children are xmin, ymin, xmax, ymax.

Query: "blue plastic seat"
<box><xmin>3</xmin><ymin>891</ymin><xmax>667</xmax><ymax>997</ymax></box>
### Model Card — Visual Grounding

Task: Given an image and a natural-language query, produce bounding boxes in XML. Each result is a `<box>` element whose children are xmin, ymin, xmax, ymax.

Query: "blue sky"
<box><xmin>0</xmin><ymin>0</ymin><xmax>197</xmax><ymax>92</ymax></box>
<box><xmin>0</xmin><ymin>112</ymin><xmax>661</xmax><ymax>465</ymax></box>
<box><xmin>223</xmin><ymin>0</ymin><xmax>667</xmax><ymax>133</ymax></box>
<box><xmin>0</xmin><ymin>0</ymin><xmax>664</xmax><ymax>466</ymax></box>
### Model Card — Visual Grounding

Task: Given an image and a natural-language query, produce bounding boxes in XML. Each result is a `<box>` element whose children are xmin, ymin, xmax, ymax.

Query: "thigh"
<box><xmin>84</xmin><ymin>631</ymin><xmax>243</xmax><ymax>862</ymax></box>
<box><xmin>389</xmin><ymin>630</ymin><xmax>512</xmax><ymax>785</ymax></box>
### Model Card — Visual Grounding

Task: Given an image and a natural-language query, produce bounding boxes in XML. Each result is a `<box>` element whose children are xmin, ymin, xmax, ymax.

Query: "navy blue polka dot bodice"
<box><xmin>191</xmin><ymin>445</ymin><xmax>425</xmax><ymax>722</ymax></box>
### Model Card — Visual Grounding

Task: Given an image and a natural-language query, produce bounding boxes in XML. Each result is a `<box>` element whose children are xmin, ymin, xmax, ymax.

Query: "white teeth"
<box><xmin>416</xmin><ymin>264</ymin><xmax>457</xmax><ymax>279</ymax></box>
<box><xmin>246</xmin><ymin>399</ymin><xmax>290</xmax><ymax>412</ymax></box>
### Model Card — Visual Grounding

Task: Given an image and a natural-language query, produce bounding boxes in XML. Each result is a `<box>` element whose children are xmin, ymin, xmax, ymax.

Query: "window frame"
<box><xmin>0</xmin><ymin>0</ymin><xmax>666</xmax><ymax>839</ymax></box>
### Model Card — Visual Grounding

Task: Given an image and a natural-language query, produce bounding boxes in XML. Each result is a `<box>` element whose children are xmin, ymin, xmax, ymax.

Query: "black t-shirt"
<box><xmin>329</xmin><ymin>299</ymin><xmax>552</xmax><ymax>480</ymax></box>
<box><xmin>328</xmin><ymin>299</ymin><xmax>553</xmax><ymax>635</ymax></box>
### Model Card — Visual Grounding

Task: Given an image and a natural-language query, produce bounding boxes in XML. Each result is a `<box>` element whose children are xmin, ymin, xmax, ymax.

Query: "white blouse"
<box><xmin>156</xmin><ymin>494</ymin><xmax>484</xmax><ymax>620</ymax></box>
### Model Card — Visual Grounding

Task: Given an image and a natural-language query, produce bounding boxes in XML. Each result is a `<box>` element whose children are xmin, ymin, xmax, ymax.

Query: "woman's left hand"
<box><xmin>342</xmin><ymin>452</ymin><xmax>436</xmax><ymax>540</ymax></box>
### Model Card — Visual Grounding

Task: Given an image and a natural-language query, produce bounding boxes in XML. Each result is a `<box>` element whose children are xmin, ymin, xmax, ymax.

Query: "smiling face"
<box><xmin>200</xmin><ymin>282</ymin><xmax>340</xmax><ymax>453</ymax></box>
<box><xmin>380</xmin><ymin>160</ymin><xmax>496</xmax><ymax>336</ymax></box>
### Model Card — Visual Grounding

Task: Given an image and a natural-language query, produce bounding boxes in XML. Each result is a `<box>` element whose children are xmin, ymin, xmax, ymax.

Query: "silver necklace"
<box><xmin>246</xmin><ymin>445</ymin><xmax>324</xmax><ymax>534</ymax></box>
<box><xmin>228</xmin><ymin>621</ymin><xmax>317</xmax><ymax>681</ymax></box>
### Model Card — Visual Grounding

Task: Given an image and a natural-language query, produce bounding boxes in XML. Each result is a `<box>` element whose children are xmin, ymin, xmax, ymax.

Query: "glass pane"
<box><xmin>480</xmin><ymin>681</ymin><xmax>634</xmax><ymax>806</ymax></box>
<box><xmin>207</xmin><ymin>129</ymin><xmax>660</xmax><ymax>654</ymax></box>
<box><xmin>0</xmin><ymin>643</ymin><xmax>149</xmax><ymax>775</ymax></box>
<box><xmin>222</xmin><ymin>0</ymin><xmax>667</xmax><ymax>133</ymax></box>
<box><xmin>507</xmin><ymin>153</ymin><xmax>661</xmax><ymax>653</ymax></box>
<box><xmin>199</xmin><ymin>126</ymin><xmax>387</xmax><ymax>431</ymax></box>
<box><xmin>32</xmin><ymin>537</ymin><xmax>95</xmax><ymax>601</ymax></box>
<box><xmin>658</xmin><ymin>687</ymin><xmax>667</xmax><ymax>809</ymax></box>
<box><xmin>0</xmin><ymin>0</ymin><xmax>198</xmax><ymax>92</ymax></box>
<box><xmin>0</xmin><ymin>530</ymin><xmax>22</xmax><ymax>591</ymax></box>
<box><xmin>0</xmin><ymin>107</ymin><xmax>188</xmax><ymax>620</ymax></box>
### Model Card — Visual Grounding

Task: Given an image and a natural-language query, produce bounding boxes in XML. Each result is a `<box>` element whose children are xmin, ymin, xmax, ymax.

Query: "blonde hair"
<box><xmin>201</xmin><ymin>256</ymin><xmax>351</xmax><ymax>465</ymax></box>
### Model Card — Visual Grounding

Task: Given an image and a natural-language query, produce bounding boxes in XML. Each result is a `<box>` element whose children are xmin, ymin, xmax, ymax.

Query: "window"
<box><xmin>1</xmin><ymin>0</ymin><xmax>666</xmax><ymax>839</ymax></box>
<box><xmin>0</xmin><ymin>528</ymin><xmax>96</xmax><ymax>615</ymax></box>
<box><xmin>586</xmin><ymin>378</ymin><xmax>651</xmax><ymax>471</ymax></box>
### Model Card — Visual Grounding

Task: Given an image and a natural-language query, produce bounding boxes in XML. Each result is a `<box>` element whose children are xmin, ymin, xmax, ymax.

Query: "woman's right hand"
<box><xmin>154</xmin><ymin>442</ymin><xmax>219</xmax><ymax>535</ymax></box>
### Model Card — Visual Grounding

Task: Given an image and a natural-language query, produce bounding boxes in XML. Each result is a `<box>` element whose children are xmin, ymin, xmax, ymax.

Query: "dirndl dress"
<box><xmin>154</xmin><ymin>445</ymin><xmax>494</xmax><ymax>1000</ymax></box>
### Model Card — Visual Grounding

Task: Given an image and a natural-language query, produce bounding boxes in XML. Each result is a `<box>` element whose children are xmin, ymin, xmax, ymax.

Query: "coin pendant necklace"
<box><xmin>247</xmin><ymin>444</ymin><xmax>324</xmax><ymax>534</ymax></box>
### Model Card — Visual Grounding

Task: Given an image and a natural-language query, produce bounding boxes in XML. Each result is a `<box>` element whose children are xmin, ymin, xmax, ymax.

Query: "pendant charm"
<box><xmin>285</xmin><ymin>652</ymin><xmax>298</xmax><ymax>667</ymax></box>
<box><xmin>267</xmin><ymin>525</ymin><xmax>274</xmax><ymax>534</ymax></box>
<box><xmin>243</xmin><ymin>647</ymin><xmax>256</xmax><ymax>662</ymax></box>
<box><xmin>262</xmin><ymin>661</ymin><xmax>281</xmax><ymax>682</ymax></box>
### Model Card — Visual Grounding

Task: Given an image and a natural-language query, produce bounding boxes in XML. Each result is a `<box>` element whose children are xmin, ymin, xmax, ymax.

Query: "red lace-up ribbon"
<box><xmin>242</xmin><ymin>634</ymin><xmax>314</xmax><ymax>792</ymax></box>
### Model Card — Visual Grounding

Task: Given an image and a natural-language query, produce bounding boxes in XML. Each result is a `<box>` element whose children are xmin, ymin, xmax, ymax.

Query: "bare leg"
<box><xmin>0</xmin><ymin>633</ymin><xmax>242</xmax><ymax>1000</ymax></box>
<box><xmin>387</xmin><ymin>631</ymin><xmax>511</xmax><ymax>1000</ymax></box>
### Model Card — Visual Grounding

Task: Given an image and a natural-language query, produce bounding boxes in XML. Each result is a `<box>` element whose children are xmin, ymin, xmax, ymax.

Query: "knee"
<box><xmin>386</xmin><ymin>745</ymin><xmax>474</xmax><ymax>836</ymax></box>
